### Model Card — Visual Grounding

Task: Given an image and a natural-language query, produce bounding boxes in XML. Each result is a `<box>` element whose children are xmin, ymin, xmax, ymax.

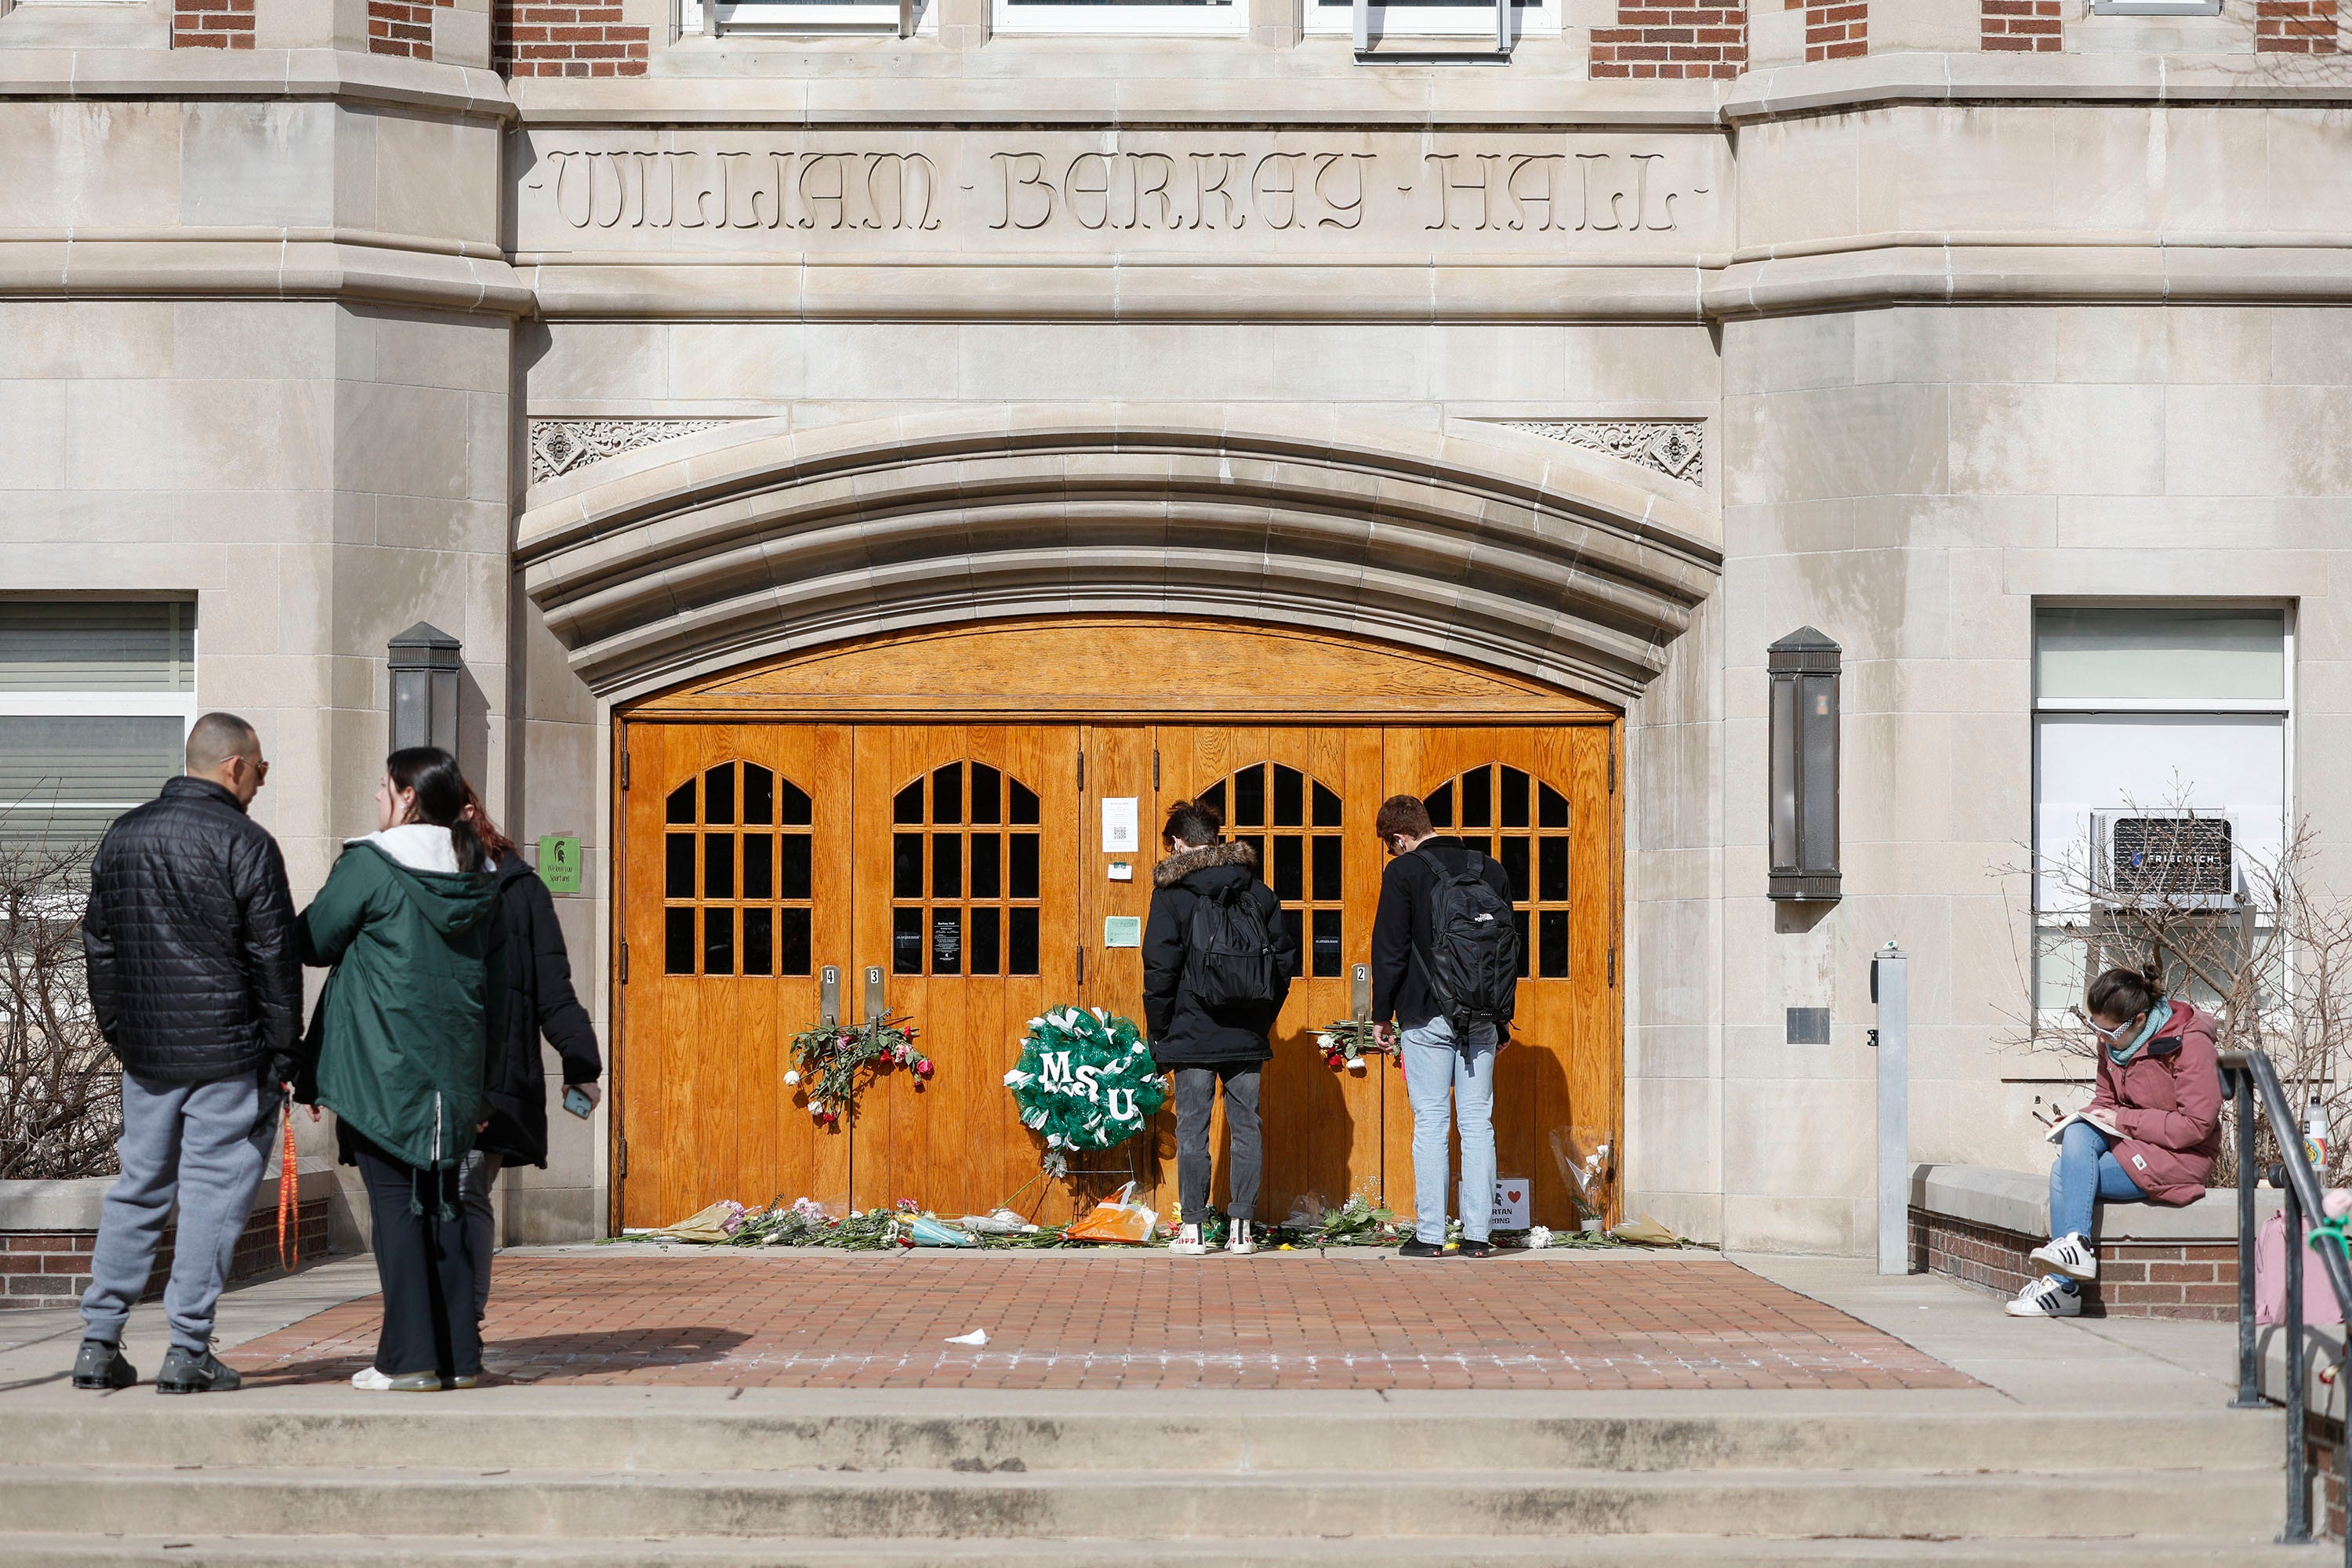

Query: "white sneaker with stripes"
<box><xmin>2005</xmin><ymin>1276</ymin><xmax>2084</xmax><ymax>1318</ymax></box>
<box><xmin>2028</xmin><ymin>1232</ymin><xmax>2098</xmax><ymax>1283</ymax></box>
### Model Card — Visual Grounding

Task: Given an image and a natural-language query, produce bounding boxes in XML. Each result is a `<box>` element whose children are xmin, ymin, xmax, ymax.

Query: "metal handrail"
<box><xmin>2221</xmin><ymin>1046</ymin><xmax>2352</xmax><ymax>1552</ymax></box>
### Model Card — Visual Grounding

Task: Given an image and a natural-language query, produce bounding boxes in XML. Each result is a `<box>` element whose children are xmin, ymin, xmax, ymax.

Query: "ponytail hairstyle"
<box><xmin>2085</xmin><ymin>963</ymin><xmax>2165</xmax><ymax>1025</ymax></box>
<box><xmin>1162</xmin><ymin>798</ymin><xmax>1223</xmax><ymax>849</ymax></box>
<box><xmin>385</xmin><ymin>746</ymin><xmax>488</xmax><ymax>873</ymax></box>
<box><xmin>459</xmin><ymin>781</ymin><xmax>520</xmax><ymax>867</ymax></box>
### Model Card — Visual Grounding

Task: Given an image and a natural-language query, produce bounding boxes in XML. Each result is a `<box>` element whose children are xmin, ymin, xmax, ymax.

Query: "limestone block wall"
<box><xmin>1719</xmin><ymin>301</ymin><xmax>2352</xmax><ymax>1251</ymax></box>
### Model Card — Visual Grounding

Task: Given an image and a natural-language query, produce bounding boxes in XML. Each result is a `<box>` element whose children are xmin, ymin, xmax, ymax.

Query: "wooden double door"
<box><xmin>619</xmin><ymin>717</ymin><xmax>1617</xmax><ymax>1233</ymax></box>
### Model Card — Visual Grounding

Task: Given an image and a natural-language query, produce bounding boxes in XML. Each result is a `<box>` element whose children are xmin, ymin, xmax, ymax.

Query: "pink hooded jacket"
<box><xmin>2082</xmin><ymin>1000</ymin><xmax>2223</xmax><ymax>1204</ymax></box>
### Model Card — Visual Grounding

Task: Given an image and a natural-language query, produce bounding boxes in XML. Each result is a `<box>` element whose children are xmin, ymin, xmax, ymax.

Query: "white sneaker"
<box><xmin>1168</xmin><ymin>1223</ymin><xmax>1207</xmax><ymax>1257</ymax></box>
<box><xmin>350</xmin><ymin>1367</ymin><xmax>394</xmax><ymax>1391</ymax></box>
<box><xmin>2028</xmin><ymin>1232</ymin><xmax>2098</xmax><ymax>1283</ymax></box>
<box><xmin>2005</xmin><ymin>1276</ymin><xmax>2084</xmax><ymax>1318</ymax></box>
<box><xmin>1225</xmin><ymin>1220</ymin><xmax>1258</xmax><ymax>1258</ymax></box>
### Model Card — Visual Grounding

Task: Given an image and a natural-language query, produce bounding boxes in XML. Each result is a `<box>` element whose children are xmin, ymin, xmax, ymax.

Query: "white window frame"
<box><xmin>991</xmin><ymin>0</ymin><xmax>1246</xmax><ymax>38</ymax></box>
<box><xmin>1304</xmin><ymin>0</ymin><xmax>1557</xmax><ymax>38</ymax></box>
<box><xmin>2028</xmin><ymin>597</ymin><xmax>2295</xmax><ymax>1030</ymax></box>
<box><xmin>683</xmin><ymin>0</ymin><xmax>932</xmax><ymax>35</ymax></box>
<box><xmin>0</xmin><ymin>598</ymin><xmax>200</xmax><ymax>846</ymax></box>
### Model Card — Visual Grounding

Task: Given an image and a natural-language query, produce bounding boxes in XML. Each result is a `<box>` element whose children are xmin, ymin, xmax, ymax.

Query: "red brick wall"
<box><xmin>2258</xmin><ymin>0</ymin><xmax>2339</xmax><ymax>51</ymax></box>
<box><xmin>1590</xmin><ymin>0</ymin><xmax>1749</xmax><ymax>79</ymax></box>
<box><xmin>370</xmin><ymin>0</ymin><xmax>445</xmax><ymax>58</ymax></box>
<box><xmin>1981</xmin><ymin>0</ymin><xmax>2062</xmax><ymax>49</ymax></box>
<box><xmin>495</xmin><ymin>2</ymin><xmax>653</xmax><ymax>77</ymax></box>
<box><xmin>0</xmin><ymin>1199</ymin><xmax>332</xmax><ymax>1310</ymax></box>
<box><xmin>172</xmin><ymin>0</ymin><xmax>256</xmax><ymax>49</ymax></box>
<box><xmin>1798</xmin><ymin>0</ymin><xmax>1866</xmax><ymax>60</ymax></box>
<box><xmin>1911</xmin><ymin>1208</ymin><xmax>2241</xmax><ymax>1319</ymax></box>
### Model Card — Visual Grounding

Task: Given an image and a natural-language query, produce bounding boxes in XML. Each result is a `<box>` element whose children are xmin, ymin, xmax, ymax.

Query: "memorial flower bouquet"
<box><xmin>786</xmin><ymin>1011</ymin><xmax>931</xmax><ymax>1125</ymax></box>
<box><xmin>1316</xmin><ymin>1018</ymin><xmax>1390</xmax><ymax>1073</ymax></box>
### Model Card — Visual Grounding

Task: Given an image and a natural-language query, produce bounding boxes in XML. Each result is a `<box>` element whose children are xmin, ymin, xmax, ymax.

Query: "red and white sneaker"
<box><xmin>1225</xmin><ymin>1220</ymin><xmax>1258</xmax><ymax>1257</ymax></box>
<box><xmin>2028</xmin><ymin>1232</ymin><xmax>2098</xmax><ymax>1283</ymax></box>
<box><xmin>2005</xmin><ymin>1276</ymin><xmax>2084</xmax><ymax>1318</ymax></box>
<box><xmin>1168</xmin><ymin>1223</ymin><xmax>1207</xmax><ymax>1257</ymax></box>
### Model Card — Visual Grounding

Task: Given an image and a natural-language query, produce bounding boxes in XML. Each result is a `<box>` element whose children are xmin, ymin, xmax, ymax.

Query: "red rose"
<box><xmin>916</xmin><ymin>1058</ymin><xmax>935</xmax><ymax>1078</ymax></box>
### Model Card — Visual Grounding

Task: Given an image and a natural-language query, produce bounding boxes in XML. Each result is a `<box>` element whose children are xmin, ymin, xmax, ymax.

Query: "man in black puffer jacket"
<box><xmin>1141</xmin><ymin>800</ymin><xmax>1295</xmax><ymax>1259</ymax></box>
<box><xmin>74</xmin><ymin>712</ymin><xmax>300</xmax><ymax>1396</ymax></box>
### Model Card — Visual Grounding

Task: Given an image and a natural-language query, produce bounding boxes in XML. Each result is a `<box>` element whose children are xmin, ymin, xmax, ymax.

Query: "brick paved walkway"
<box><xmin>223</xmin><ymin>1251</ymin><xmax>1974</xmax><ymax>1392</ymax></box>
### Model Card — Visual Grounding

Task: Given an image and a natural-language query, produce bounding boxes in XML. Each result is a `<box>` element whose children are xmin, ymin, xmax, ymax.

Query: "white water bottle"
<box><xmin>2307</xmin><ymin>1095</ymin><xmax>2332</xmax><ymax>1176</ymax></box>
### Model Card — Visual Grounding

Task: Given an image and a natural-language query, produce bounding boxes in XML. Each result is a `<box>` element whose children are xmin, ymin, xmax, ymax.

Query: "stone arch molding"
<box><xmin>515</xmin><ymin>406</ymin><xmax>1722</xmax><ymax>704</ymax></box>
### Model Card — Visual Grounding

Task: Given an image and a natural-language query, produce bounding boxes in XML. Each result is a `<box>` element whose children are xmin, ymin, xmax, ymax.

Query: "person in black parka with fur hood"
<box><xmin>1142</xmin><ymin>800</ymin><xmax>1296</xmax><ymax>1258</ymax></box>
<box><xmin>456</xmin><ymin>791</ymin><xmax>602</xmax><ymax>1325</ymax></box>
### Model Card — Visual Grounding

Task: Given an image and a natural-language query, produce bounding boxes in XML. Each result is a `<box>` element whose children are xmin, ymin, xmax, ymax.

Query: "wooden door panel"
<box><xmin>850</xmin><ymin>725</ymin><xmax>1080</xmax><ymax>1220</ymax></box>
<box><xmin>1153</xmin><ymin>726</ymin><xmax>1386</xmax><ymax>1226</ymax></box>
<box><xmin>618</xmin><ymin>722</ymin><xmax>851</xmax><ymax>1229</ymax></box>
<box><xmin>1379</xmin><ymin>726</ymin><xmax>1620</xmax><ymax>1231</ymax></box>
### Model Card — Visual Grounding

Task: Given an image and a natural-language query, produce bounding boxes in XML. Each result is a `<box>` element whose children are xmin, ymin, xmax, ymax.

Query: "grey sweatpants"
<box><xmin>459</xmin><ymin>1148</ymin><xmax>504</xmax><ymax>1324</ymax></box>
<box><xmin>81</xmin><ymin>1069</ymin><xmax>277</xmax><ymax>1353</ymax></box>
<box><xmin>1173</xmin><ymin>1064</ymin><xmax>1262</xmax><ymax>1224</ymax></box>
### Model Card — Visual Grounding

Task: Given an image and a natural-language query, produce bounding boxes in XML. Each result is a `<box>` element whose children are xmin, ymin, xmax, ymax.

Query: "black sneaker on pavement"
<box><xmin>154</xmin><ymin>1345</ymin><xmax>241</xmax><ymax>1396</ymax></box>
<box><xmin>71</xmin><ymin>1338</ymin><xmax>137</xmax><ymax>1391</ymax></box>
<box><xmin>1457</xmin><ymin>1239</ymin><xmax>1497</xmax><ymax>1259</ymax></box>
<box><xmin>1398</xmin><ymin>1237</ymin><xmax>1448</xmax><ymax>1259</ymax></box>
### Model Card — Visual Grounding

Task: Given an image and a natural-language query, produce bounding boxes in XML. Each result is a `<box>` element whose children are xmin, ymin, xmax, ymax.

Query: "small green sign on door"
<box><xmin>538</xmin><ymin>835</ymin><xmax>582</xmax><ymax>894</ymax></box>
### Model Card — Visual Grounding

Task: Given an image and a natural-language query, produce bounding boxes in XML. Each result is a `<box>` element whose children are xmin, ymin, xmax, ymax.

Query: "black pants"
<box><xmin>350</xmin><ymin>1133</ymin><xmax>481</xmax><ymax>1380</ymax></box>
<box><xmin>1174</xmin><ymin>1064</ymin><xmax>1262</xmax><ymax>1224</ymax></box>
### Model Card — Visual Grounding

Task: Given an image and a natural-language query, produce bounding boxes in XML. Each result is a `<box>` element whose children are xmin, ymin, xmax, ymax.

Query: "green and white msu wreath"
<box><xmin>1004</xmin><ymin>1007</ymin><xmax>1170</xmax><ymax>1175</ymax></box>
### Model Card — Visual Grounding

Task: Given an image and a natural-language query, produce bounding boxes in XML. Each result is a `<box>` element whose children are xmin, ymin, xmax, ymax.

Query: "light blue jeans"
<box><xmin>1402</xmin><ymin>1015</ymin><xmax>1497</xmax><ymax>1245</ymax></box>
<box><xmin>2048</xmin><ymin>1118</ymin><xmax>2144</xmax><ymax>1242</ymax></box>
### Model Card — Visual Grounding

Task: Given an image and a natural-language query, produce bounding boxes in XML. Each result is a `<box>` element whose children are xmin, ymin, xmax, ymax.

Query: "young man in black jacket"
<box><xmin>1141</xmin><ymin>800</ymin><xmax>1295</xmax><ymax>1257</ymax></box>
<box><xmin>1369</xmin><ymin>793</ymin><xmax>1517</xmax><ymax>1259</ymax></box>
<box><xmin>74</xmin><ymin>712</ymin><xmax>301</xmax><ymax>1393</ymax></box>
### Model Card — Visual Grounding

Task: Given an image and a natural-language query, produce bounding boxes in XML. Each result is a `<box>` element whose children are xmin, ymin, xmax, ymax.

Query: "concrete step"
<box><xmin>0</xmin><ymin>1535</ymin><xmax>2328</xmax><ymax>1568</ymax></box>
<box><xmin>0</xmin><ymin>1465</ymin><xmax>2288</xmax><ymax>1542</ymax></box>
<box><xmin>3</xmin><ymin>1403</ymin><xmax>2288</xmax><ymax>1475</ymax></box>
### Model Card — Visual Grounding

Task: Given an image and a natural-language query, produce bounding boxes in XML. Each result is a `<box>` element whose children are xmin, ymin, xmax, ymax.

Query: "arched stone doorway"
<box><xmin>515</xmin><ymin>408</ymin><xmax>1719</xmax><ymax>1232</ymax></box>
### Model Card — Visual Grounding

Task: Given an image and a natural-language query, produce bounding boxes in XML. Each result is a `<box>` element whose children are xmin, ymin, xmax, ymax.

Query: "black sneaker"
<box><xmin>71</xmin><ymin>1338</ymin><xmax>136</xmax><ymax>1391</ymax></box>
<box><xmin>1398</xmin><ymin>1237</ymin><xmax>1448</xmax><ymax>1259</ymax></box>
<box><xmin>1457</xmin><ymin>1239</ymin><xmax>1497</xmax><ymax>1259</ymax></box>
<box><xmin>154</xmin><ymin>1345</ymin><xmax>241</xmax><ymax>1396</ymax></box>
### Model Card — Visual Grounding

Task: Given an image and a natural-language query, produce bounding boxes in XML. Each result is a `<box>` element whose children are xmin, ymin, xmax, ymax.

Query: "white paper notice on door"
<box><xmin>1486</xmin><ymin>1177</ymin><xmax>1530</xmax><ymax>1231</ymax></box>
<box><xmin>1102</xmin><ymin>797</ymin><xmax>1139</xmax><ymax>853</ymax></box>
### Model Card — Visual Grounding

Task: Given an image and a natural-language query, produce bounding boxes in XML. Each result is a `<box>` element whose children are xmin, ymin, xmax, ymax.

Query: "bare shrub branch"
<box><xmin>0</xmin><ymin>837</ymin><xmax>118</xmax><ymax>1180</ymax></box>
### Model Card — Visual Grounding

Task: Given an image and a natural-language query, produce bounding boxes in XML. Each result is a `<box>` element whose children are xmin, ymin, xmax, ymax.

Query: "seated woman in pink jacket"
<box><xmin>2009</xmin><ymin>964</ymin><xmax>2223</xmax><ymax>1319</ymax></box>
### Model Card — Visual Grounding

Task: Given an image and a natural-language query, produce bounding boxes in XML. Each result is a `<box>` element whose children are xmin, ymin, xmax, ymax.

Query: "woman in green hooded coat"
<box><xmin>297</xmin><ymin>746</ymin><xmax>505</xmax><ymax>1392</ymax></box>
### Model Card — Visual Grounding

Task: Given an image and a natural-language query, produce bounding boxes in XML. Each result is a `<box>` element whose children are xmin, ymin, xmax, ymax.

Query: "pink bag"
<box><xmin>2256</xmin><ymin>1206</ymin><xmax>2348</xmax><ymax>1326</ymax></box>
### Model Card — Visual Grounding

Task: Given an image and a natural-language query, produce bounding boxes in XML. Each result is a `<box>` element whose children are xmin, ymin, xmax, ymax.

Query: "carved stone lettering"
<box><xmin>514</xmin><ymin>133</ymin><xmax>1727</xmax><ymax>254</ymax></box>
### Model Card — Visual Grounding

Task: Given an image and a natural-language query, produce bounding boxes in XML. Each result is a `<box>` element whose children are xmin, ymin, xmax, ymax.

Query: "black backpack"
<box><xmin>1183</xmin><ymin>882</ymin><xmax>1283</xmax><ymax>1010</ymax></box>
<box><xmin>1413</xmin><ymin>845</ymin><xmax>1521</xmax><ymax>1029</ymax></box>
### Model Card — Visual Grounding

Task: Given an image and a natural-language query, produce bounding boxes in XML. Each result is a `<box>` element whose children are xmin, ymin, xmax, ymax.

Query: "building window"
<box><xmin>681</xmin><ymin>0</ymin><xmax>919</xmax><ymax>33</ymax></box>
<box><xmin>2032</xmin><ymin>604</ymin><xmax>2288</xmax><ymax>1014</ymax></box>
<box><xmin>993</xmin><ymin>0</ymin><xmax>1243</xmax><ymax>36</ymax></box>
<box><xmin>1303</xmin><ymin>0</ymin><xmax>1557</xmax><ymax>37</ymax></box>
<box><xmin>0</xmin><ymin>601</ymin><xmax>198</xmax><ymax>854</ymax></box>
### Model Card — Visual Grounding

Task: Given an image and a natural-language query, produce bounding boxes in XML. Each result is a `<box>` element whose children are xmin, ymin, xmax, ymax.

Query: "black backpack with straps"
<box><xmin>1183</xmin><ymin>881</ymin><xmax>1284</xmax><ymax>1010</ymax></box>
<box><xmin>1414</xmin><ymin>844</ymin><xmax>1521</xmax><ymax>1030</ymax></box>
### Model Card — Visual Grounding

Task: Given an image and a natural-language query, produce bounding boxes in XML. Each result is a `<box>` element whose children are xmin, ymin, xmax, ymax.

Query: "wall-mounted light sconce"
<box><xmin>387</xmin><ymin>621</ymin><xmax>462</xmax><ymax>756</ymax></box>
<box><xmin>1768</xmin><ymin>626</ymin><xmax>1841</xmax><ymax>902</ymax></box>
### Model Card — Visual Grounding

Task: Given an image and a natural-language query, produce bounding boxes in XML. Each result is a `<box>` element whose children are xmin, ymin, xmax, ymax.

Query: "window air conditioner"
<box><xmin>2090</xmin><ymin>809</ymin><xmax>2236</xmax><ymax>909</ymax></box>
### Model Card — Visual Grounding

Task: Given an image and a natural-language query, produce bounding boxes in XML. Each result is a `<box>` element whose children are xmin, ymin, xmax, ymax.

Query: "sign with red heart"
<box><xmin>1487</xmin><ymin>1177</ymin><xmax>1530</xmax><ymax>1230</ymax></box>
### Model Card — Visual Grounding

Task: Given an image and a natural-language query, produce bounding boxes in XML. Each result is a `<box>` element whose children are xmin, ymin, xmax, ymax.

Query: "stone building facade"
<box><xmin>2</xmin><ymin>0</ymin><xmax>2345</xmax><ymax>1254</ymax></box>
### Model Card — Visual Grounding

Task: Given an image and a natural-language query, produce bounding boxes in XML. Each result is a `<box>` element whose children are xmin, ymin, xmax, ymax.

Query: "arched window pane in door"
<box><xmin>662</xmin><ymin>760</ymin><xmax>816</xmax><ymax>977</ymax></box>
<box><xmin>892</xmin><ymin>761</ymin><xmax>1043</xmax><ymax>977</ymax></box>
<box><xmin>1195</xmin><ymin>761</ymin><xmax>1345</xmax><ymax>978</ymax></box>
<box><xmin>1425</xmin><ymin>764</ymin><xmax>1573</xmax><ymax>979</ymax></box>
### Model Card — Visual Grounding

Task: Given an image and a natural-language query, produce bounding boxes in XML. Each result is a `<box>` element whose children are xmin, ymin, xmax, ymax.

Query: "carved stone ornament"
<box><xmin>1495</xmin><ymin>420</ymin><xmax>1704</xmax><ymax>486</ymax></box>
<box><xmin>529</xmin><ymin>419</ymin><xmax>728</xmax><ymax>483</ymax></box>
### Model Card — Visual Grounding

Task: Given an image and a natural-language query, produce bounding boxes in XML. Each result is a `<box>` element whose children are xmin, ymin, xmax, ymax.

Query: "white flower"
<box><xmin>1316</xmin><ymin>1033</ymin><xmax>1334</xmax><ymax>1049</ymax></box>
<box><xmin>1346</xmin><ymin>1057</ymin><xmax>1367</xmax><ymax>1073</ymax></box>
<box><xmin>808</xmin><ymin>1101</ymin><xmax>826</xmax><ymax>1116</ymax></box>
<box><xmin>1527</xmin><ymin>1225</ymin><xmax>1553</xmax><ymax>1249</ymax></box>
<box><xmin>783</xmin><ymin>1070</ymin><xmax>800</xmax><ymax>1087</ymax></box>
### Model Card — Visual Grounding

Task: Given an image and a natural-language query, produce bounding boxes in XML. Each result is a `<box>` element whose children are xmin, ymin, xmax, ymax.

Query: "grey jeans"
<box><xmin>82</xmin><ymin>1069</ymin><xmax>278</xmax><ymax>1352</ymax></box>
<box><xmin>458</xmin><ymin>1148</ymin><xmax>504</xmax><ymax>1324</ymax></box>
<box><xmin>1173</xmin><ymin>1064</ymin><xmax>1262</xmax><ymax>1224</ymax></box>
